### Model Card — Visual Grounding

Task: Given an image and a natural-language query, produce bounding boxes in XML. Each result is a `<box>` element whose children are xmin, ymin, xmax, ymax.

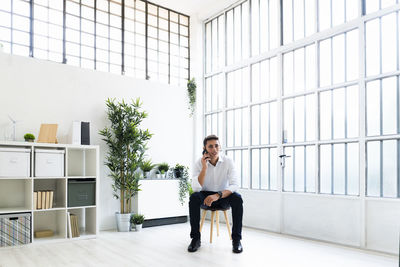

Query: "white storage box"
<box><xmin>0</xmin><ymin>147</ymin><xmax>31</xmax><ymax>177</ymax></box>
<box><xmin>35</xmin><ymin>149</ymin><xmax>65</xmax><ymax>177</ymax></box>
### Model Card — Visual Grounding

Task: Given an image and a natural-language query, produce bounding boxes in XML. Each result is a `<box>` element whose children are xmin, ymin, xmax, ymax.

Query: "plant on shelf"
<box><xmin>24</xmin><ymin>133</ymin><xmax>35</xmax><ymax>142</ymax></box>
<box><xmin>141</xmin><ymin>159</ymin><xmax>155</xmax><ymax>178</ymax></box>
<box><xmin>157</xmin><ymin>162</ymin><xmax>169</xmax><ymax>177</ymax></box>
<box><xmin>187</xmin><ymin>78</ymin><xmax>196</xmax><ymax>117</ymax></box>
<box><xmin>171</xmin><ymin>164</ymin><xmax>190</xmax><ymax>205</ymax></box>
<box><xmin>130</xmin><ymin>213</ymin><xmax>145</xmax><ymax>231</ymax></box>
<box><xmin>99</xmin><ymin>98</ymin><xmax>152</xmax><ymax>232</ymax></box>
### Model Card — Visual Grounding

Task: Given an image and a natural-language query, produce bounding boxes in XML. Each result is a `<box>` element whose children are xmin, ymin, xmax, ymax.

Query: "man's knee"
<box><xmin>189</xmin><ymin>192</ymin><xmax>203</xmax><ymax>205</ymax></box>
<box><xmin>229</xmin><ymin>192</ymin><xmax>243</xmax><ymax>206</ymax></box>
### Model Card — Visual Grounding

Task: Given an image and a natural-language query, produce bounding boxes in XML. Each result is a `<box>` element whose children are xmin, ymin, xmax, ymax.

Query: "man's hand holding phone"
<box><xmin>201</xmin><ymin>149</ymin><xmax>210</xmax><ymax>169</ymax></box>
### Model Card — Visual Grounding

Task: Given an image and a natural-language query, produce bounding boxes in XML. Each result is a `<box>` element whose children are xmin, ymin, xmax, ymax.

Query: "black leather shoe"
<box><xmin>187</xmin><ymin>238</ymin><xmax>201</xmax><ymax>252</ymax></box>
<box><xmin>232</xmin><ymin>240</ymin><xmax>243</xmax><ymax>253</ymax></box>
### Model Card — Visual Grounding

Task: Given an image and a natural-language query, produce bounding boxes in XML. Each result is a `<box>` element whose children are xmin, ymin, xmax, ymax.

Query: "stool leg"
<box><xmin>216</xmin><ymin>211</ymin><xmax>220</xmax><ymax>236</ymax></box>
<box><xmin>199</xmin><ymin>209</ymin><xmax>207</xmax><ymax>233</ymax></box>
<box><xmin>223</xmin><ymin>210</ymin><xmax>232</xmax><ymax>240</ymax></box>
<box><xmin>210</xmin><ymin>211</ymin><xmax>215</xmax><ymax>243</ymax></box>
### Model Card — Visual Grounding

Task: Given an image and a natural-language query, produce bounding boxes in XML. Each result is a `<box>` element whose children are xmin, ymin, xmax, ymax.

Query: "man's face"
<box><xmin>204</xmin><ymin>139</ymin><xmax>220</xmax><ymax>159</ymax></box>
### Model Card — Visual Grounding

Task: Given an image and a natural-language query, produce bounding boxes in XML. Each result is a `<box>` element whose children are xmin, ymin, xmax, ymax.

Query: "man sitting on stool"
<box><xmin>188</xmin><ymin>134</ymin><xmax>243</xmax><ymax>253</ymax></box>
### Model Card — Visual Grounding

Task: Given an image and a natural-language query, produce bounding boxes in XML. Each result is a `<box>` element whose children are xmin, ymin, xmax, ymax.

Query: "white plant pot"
<box><xmin>115</xmin><ymin>212</ymin><xmax>132</xmax><ymax>232</ymax></box>
<box><xmin>135</xmin><ymin>224</ymin><xmax>143</xmax><ymax>231</ymax></box>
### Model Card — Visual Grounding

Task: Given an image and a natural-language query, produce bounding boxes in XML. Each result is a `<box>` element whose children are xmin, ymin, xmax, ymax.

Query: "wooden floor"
<box><xmin>0</xmin><ymin>222</ymin><xmax>397</xmax><ymax>267</ymax></box>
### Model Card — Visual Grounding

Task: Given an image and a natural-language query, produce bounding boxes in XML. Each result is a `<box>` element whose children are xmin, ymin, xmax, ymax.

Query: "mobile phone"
<box><xmin>202</xmin><ymin>149</ymin><xmax>208</xmax><ymax>155</ymax></box>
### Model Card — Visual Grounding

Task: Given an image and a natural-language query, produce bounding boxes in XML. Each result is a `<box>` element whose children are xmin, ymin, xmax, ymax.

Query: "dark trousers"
<box><xmin>189</xmin><ymin>191</ymin><xmax>243</xmax><ymax>241</ymax></box>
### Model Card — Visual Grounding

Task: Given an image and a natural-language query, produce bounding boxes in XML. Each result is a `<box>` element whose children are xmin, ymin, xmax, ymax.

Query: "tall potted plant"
<box><xmin>99</xmin><ymin>98</ymin><xmax>152</xmax><ymax>232</ymax></box>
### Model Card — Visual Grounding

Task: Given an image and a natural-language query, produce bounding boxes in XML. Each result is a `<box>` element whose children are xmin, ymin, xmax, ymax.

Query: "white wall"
<box><xmin>0</xmin><ymin>52</ymin><xmax>193</xmax><ymax>230</ymax></box>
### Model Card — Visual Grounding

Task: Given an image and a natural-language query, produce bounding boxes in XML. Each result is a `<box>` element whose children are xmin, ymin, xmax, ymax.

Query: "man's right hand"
<box><xmin>201</xmin><ymin>153</ymin><xmax>210</xmax><ymax>169</ymax></box>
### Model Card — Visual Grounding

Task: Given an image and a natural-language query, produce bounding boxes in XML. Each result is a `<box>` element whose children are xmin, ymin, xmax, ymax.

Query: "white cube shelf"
<box><xmin>0</xmin><ymin>141</ymin><xmax>99</xmax><ymax>247</ymax></box>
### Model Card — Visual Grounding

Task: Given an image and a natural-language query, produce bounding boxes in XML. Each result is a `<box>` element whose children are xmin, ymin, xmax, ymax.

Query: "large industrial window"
<box><xmin>204</xmin><ymin>0</ymin><xmax>400</xmax><ymax>198</ymax></box>
<box><xmin>0</xmin><ymin>0</ymin><xmax>190</xmax><ymax>86</ymax></box>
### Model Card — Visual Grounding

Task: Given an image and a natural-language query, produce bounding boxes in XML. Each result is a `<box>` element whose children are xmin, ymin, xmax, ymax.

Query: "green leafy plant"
<box><xmin>170</xmin><ymin>164</ymin><xmax>190</xmax><ymax>205</ymax></box>
<box><xmin>99</xmin><ymin>98</ymin><xmax>152</xmax><ymax>214</ymax></box>
<box><xmin>187</xmin><ymin>78</ymin><xmax>196</xmax><ymax>117</ymax></box>
<box><xmin>24</xmin><ymin>133</ymin><xmax>35</xmax><ymax>142</ymax></box>
<box><xmin>141</xmin><ymin>159</ymin><xmax>155</xmax><ymax>172</ymax></box>
<box><xmin>130</xmin><ymin>214</ymin><xmax>145</xmax><ymax>225</ymax></box>
<box><xmin>157</xmin><ymin>162</ymin><xmax>169</xmax><ymax>174</ymax></box>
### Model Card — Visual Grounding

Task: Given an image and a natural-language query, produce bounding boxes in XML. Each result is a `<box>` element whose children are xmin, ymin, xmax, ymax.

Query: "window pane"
<box><xmin>320</xmin><ymin>38</ymin><xmax>332</xmax><ymax>87</ymax></box>
<box><xmin>332</xmin><ymin>0</ymin><xmax>345</xmax><ymax>27</ymax></box>
<box><xmin>283</xmin><ymin>0</ymin><xmax>293</xmax><ymax>44</ymax></box>
<box><xmin>333</xmin><ymin>143</ymin><xmax>345</xmax><ymax>194</ymax></box>
<box><xmin>284</xmin><ymin>147</ymin><xmax>294</xmax><ymax>191</ymax></box>
<box><xmin>270</xmin><ymin>148</ymin><xmax>278</xmax><ymax>190</ymax></box>
<box><xmin>234</xmin><ymin>150</ymin><xmax>242</xmax><ymax>188</ymax></box>
<box><xmin>234</xmin><ymin>109</ymin><xmax>242</xmax><ymax>146</ymax></box>
<box><xmin>294</xmin><ymin>48</ymin><xmax>305</xmax><ymax>92</ymax></box>
<box><xmin>252</xmin><ymin>63</ymin><xmax>260</xmax><ymax>102</ymax></box>
<box><xmin>333</xmin><ymin>87</ymin><xmax>345</xmax><ymax>139</ymax></box>
<box><xmin>366</xmin><ymin>80</ymin><xmax>381</xmax><ymax>136</ymax></box>
<box><xmin>306</xmin><ymin>145</ymin><xmax>315</xmax><ymax>192</ymax></box>
<box><xmin>251</xmin><ymin>0</ymin><xmax>259</xmax><ymax>56</ymax></box>
<box><xmin>367</xmin><ymin>141</ymin><xmax>381</xmax><ymax>196</ymax></box>
<box><xmin>347</xmin><ymin>85</ymin><xmax>359</xmax><ymax>138</ymax></box>
<box><xmin>260</xmin><ymin>149</ymin><xmax>269</xmax><ymax>190</ymax></box>
<box><xmin>381</xmin><ymin>13</ymin><xmax>397</xmax><ymax>74</ymax></box>
<box><xmin>346</xmin><ymin>29</ymin><xmax>359</xmax><ymax>81</ymax></box>
<box><xmin>243</xmin><ymin>150</ymin><xmax>250</xmax><ymax>188</ymax></box>
<box><xmin>366</xmin><ymin>19</ymin><xmax>380</xmax><ymax>77</ymax></box>
<box><xmin>347</xmin><ymin>143</ymin><xmax>359</xmax><ymax>196</ymax></box>
<box><xmin>284</xmin><ymin>52</ymin><xmax>294</xmax><ymax>95</ymax></box>
<box><xmin>332</xmin><ymin>34</ymin><xmax>345</xmax><ymax>84</ymax></box>
<box><xmin>305</xmin><ymin>0</ymin><xmax>316</xmax><ymax>36</ymax></box>
<box><xmin>227</xmin><ymin>110</ymin><xmax>234</xmax><ymax>147</ymax></box>
<box><xmin>293</xmin><ymin>0</ymin><xmax>304</xmax><ymax>41</ymax></box>
<box><xmin>305</xmin><ymin>44</ymin><xmax>316</xmax><ymax>90</ymax></box>
<box><xmin>270</xmin><ymin>102</ymin><xmax>277</xmax><ymax>143</ymax></box>
<box><xmin>284</xmin><ymin>99</ymin><xmax>294</xmax><ymax>143</ymax></box>
<box><xmin>319</xmin><ymin>0</ymin><xmax>331</xmax><ymax>31</ymax></box>
<box><xmin>260</xmin><ymin>104</ymin><xmax>269</xmax><ymax>144</ymax></box>
<box><xmin>382</xmin><ymin>140</ymin><xmax>397</xmax><ymax>197</ymax></box>
<box><xmin>252</xmin><ymin>149</ymin><xmax>260</xmax><ymax>189</ymax></box>
<box><xmin>382</xmin><ymin>77</ymin><xmax>397</xmax><ymax>135</ymax></box>
<box><xmin>294</xmin><ymin>96</ymin><xmax>305</xmax><ymax>142</ymax></box>
<box><xmin>294</xmin><ymin>146</ymin><xmax>305</xmax><ymax>192</ymax></box>
<box><xmin>320</xmin><ymin>144</ymin><xmax>332</xmax><ymax>194</ymax></box>
<box><xmin>305</xmin><ymin>94</ymin><xmax>316</xmax><ymax>141</ymax></box>
<box><xmin>320</xmin><ymin>91</ymin><xmax>332</xmax><ymax>140</ymax></box>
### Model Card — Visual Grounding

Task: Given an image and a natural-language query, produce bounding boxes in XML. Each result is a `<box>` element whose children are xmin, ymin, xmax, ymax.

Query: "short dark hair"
<box><xmin>203</xmin><ymin>135</ymin><xmax>219</xmax><ymax>146</ymax></box>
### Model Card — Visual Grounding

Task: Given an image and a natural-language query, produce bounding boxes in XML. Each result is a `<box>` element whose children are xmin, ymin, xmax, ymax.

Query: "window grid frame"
<box><xmin>203</xmin><ymin>0</ymin><xmax>400</xmax><ymax>198</ymax></box>
<box><xmin>0</xmin><ymin>0</ymin><xmax>189</xmax><ymax>85</ymax></box>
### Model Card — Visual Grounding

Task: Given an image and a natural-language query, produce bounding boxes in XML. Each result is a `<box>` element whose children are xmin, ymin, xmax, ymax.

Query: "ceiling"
<box><xmin>149</xmin><ymin>0</ymin><xmax>238</xmax><ymax>20</ymax></box>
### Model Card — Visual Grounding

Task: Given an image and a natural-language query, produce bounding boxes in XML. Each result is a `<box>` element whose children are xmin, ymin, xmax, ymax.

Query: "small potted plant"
<box><xmin>130</xmin><ymin>214</ymin><xmax>145</xmax><ymax>231</ymax></box>
<box><xmin>140</xmin><ymin>159</ymin><xmax>155</xmax><ymax>178</ymax></box>
<box><xmin>157</xmin><ymin>162</ymin><xmax>169</xmax><ymax>178</ymax></box>
<box><xmin>172</xmin><ymin>164</ymin><xmax>190</xmax><ymax>205</ymax></box>
<box><xmin>24</xmin><ymin>133</ymin><xmax>35</xmax><ymax>142</ymax></box>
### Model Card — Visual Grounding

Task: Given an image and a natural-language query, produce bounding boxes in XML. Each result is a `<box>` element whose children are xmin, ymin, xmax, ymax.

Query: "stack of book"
<box><xmin>67</xmin><ymin>213</ymin><xmax>80</xmax><ymax>238</ymax></box>
<box><xmin>34</xmin><ymin>191</ymin><xmax>54</xmax><ymax>210</ymax></box>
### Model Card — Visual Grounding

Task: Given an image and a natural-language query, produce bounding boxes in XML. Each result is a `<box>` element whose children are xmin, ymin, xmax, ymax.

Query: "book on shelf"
<box><xmin>49</xmin><ymin>191</ymin><xmax>54</xmax><ymax>209</ymax></box>
<box><xmin>70</xmin><ymin>214</ymin><xmax>80</xmax><ymax>238</ymax></box>
<box><xmin>34</xmin><ymin>192</ymin><xmax>38</xmax><ymax>210</ymax></box>
<box><xmin>37</xmin><ymin>191</ymin><xmax>42</xmax><ymax>209</ymax></box>
<box><xmin>41</xmin><ymin>191</ymin><xmax>46</xmax><ymax>209</ymax></box>
<box><xmin>45</xmin><ymin>191</ymin><xmax>50</xmax><ymax>209</ymax></box>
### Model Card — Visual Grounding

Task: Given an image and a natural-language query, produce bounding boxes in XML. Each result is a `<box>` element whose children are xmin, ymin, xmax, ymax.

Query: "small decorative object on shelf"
<box><xmin>131</xmin><ymin>213</ymin><xmax>145</xmax><ymax>231</ymax></box>
<box><xmin>140</xmin><ymin>159</ymin><xmax>155</xmax><ymax>178</ymax></box>
<box><xmin>157</xmin><ymin>162</ymin><xmax>169</xmax><ymax>178</ymax></box>
<box><xmin>187</xmin><ymin>78</ymin><xmax>197</xmax><ymax>117</ymax></box>
<box><xmin>24</xmin><ymin>133</ymin><xmax>35</xmax><ymax>142</ymax></box>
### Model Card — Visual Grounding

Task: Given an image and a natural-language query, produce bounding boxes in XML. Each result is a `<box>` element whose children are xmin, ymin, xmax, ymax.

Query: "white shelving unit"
<box><xmin>0</xmin><ymin>141</ymin><xmax>99</xmax><ymax>246</ymax></box>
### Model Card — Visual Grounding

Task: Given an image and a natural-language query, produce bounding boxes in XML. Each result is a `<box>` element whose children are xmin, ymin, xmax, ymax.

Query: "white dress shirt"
<box><xmin>191</xmin><ymin>154</ymin><xmax>239</xmax><ymax>193</ymax></box>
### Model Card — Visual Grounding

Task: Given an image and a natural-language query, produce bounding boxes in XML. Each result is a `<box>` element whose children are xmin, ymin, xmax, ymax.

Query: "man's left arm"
<box><xmin>222</xmin><ymin>158</ymin><xmax>239</xmax><ymax>197</ymax></box>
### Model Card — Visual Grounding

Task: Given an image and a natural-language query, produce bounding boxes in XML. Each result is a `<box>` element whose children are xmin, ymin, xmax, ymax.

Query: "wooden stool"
<box><xmin>199</xmin><ymin>204</ymin><xmax>232</xmax><ymax>243</ymax></box>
